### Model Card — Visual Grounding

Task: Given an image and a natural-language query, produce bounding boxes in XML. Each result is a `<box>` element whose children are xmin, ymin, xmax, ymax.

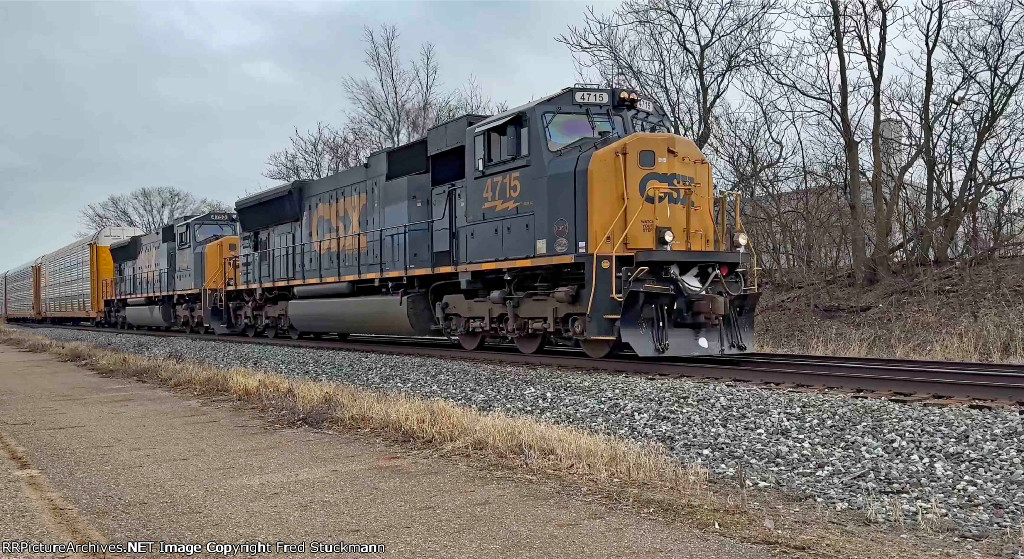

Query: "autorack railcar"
<box><xmin>215</xmin><ymin>86</ymin><xmax>760</xmax><ymax>357</ymax></box>
<box><xmin>0</xmin><ymin>227</ymin><xmax>141</xmax><ymax>324</ymax></box>
<box><xmin>1</xmin><ymin>262</ymin><xmax>39</xmax><ymax>321</ymax></box>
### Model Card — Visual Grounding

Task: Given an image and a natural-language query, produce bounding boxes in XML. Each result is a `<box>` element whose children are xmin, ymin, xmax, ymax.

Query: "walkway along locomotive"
<box><xmin>211</xmin><ymin>86</ymin><xmax>760</xmax><ymax>357</ymax></box>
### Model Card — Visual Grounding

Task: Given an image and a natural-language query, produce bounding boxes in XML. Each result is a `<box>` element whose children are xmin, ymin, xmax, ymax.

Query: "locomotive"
<box><xmin>215</xmin><ymin>86</ymin><xmax>759</xmax><ymax>357</ymax></box>
<box><xmin>2</xmin><ymin>86</ymin><xmax>759</xmax><ymax>358</ymax></box>
<box><xmin>101</xmin><ymin>212</ymin><xmax>239</xmax><ymax>332</ymax></box>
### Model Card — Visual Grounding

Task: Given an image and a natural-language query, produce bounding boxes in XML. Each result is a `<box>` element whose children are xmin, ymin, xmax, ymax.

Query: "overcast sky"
<box><xmin>0</xmin><ymin>0</ymin><xmax>612</xmax><ymax>272</ymax></box>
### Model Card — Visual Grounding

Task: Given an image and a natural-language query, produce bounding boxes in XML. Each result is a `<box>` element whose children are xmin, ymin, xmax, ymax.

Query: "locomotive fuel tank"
<box><xmin>125</xmin><ymin>304</ymin><xmax>176</xmax><ymax>328</ymax></box>
<box><xmin>287</xmin><ymin>293</ymin><xmax>434</xmax><ymax>336</ymax></box>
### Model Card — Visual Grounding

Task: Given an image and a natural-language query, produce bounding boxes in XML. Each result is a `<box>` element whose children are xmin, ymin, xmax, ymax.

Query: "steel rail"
<box><xmin>735</xmin><ymin>352</ymin><xmax>1024</xmax><ymax>374</ymax></box>
<box><xmin>14</xmin><ymin>324</ymin><xmax>1024</xmax><ymax>404</ymax></box>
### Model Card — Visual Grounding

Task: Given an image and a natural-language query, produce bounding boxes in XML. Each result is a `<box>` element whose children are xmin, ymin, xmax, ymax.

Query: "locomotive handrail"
<box><xmin>223</xmin><ymin>180</ymin><xmax>472</xmax><ymax>290</ymax></box>
<box><xmin>228</xmin><ymin>216</ymin><xmax>438</xmax><ymax>289</ymax></box>
<box><xmin>199</xmin><ymin>258</ymin><xmax>232</xmax><ymax>318</ymax></box>
<box><xmin>586</xmin><ymin>148</ymin><xmax>634</xmax><ymax>318</ymax></box>
<box><xmin>106</xmin><ymin>268</ymin><xmax>172</xmax><ymax>299</ymax></box>
<box><xmin>715</xmin><ymin>190</ymin><xmax>758</xmax><ymax>289</ymax></box>
<box><xmin>612</xmin><ymin>182</ymin><xmax>694</xmax><ymax>298</ymax></box>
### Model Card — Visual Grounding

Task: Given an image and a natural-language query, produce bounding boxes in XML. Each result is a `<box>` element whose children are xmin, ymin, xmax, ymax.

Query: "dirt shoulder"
<box><xmin>0</xmin><ymin>345</ymin><xmax>782</xmax><ymax>558</ymax></box>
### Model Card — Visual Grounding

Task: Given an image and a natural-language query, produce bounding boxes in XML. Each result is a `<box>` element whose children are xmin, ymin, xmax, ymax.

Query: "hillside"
<box><xmin>756</xmin><ymin>257</ymin><xmax>1024</xmax><ymax>363</ymax></box>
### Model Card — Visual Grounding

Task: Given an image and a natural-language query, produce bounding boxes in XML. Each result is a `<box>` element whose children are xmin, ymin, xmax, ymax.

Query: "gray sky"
<box><xmin>0</xmin><ymin>0</ymin><xmax>611</xmax><ymax>272</ymax></box>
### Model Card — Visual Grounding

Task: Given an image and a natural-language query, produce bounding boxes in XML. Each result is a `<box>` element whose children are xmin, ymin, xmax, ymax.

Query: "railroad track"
<box><xmin>15</xmin><ymin>324</ymin><xmax>1024</xmax><ymax>406</ymax></box>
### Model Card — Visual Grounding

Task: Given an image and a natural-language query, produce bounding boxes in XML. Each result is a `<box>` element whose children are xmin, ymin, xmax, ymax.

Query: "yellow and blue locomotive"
<box><xmin>101</xmin><ymin>213</ymin><xmax>239</xmax><ymax>331</ymax></box>
<box><xmin>217</xmin><ymin>86</ymin><xmax>758</xmax><ymax>357</ymax></box>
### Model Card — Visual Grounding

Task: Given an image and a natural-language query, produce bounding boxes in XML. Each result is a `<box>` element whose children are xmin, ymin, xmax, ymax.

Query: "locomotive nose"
<box><xmin>587</xmin><ymin>133</ymin><xmax>716</xmax><ymax>254</ymax></box>
<box><xmin>587</xmin><ymin>132</ymin><xmax>758</xmax><ymax>357</ymax></box>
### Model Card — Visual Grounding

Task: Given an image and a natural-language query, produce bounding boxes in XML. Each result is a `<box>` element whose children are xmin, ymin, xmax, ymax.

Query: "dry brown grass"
<box><xmin>758</xmin><ymin>257</ymin><xmax>1024</xmax><ymax>363</ymax></box>
<box><xmin>0</xmin><ymin>325</ymin><xmax>703</xmax><ymax>493</ymax></box>
<box><xmin>760</xmin><ymin>319</ymin><xmax>1024</xmax><ymax>363</ymax></box>
<box><xmin>916</xmin><ymin>497</ymin><xmax>955</xmax><ymax>534</ymax></box>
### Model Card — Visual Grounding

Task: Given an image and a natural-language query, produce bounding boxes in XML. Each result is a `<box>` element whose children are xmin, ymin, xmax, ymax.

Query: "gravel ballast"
<box><xmin>18</xmin><ymin>327</ymin><xmax>1024</xmax><ymax>537</ymax></box>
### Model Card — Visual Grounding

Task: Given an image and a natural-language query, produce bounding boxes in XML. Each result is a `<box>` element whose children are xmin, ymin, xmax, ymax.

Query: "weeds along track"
<box><xmin>18</xmin><ymin>324</ymin><xmax>1024</xmax><ymax>406</ymax></box>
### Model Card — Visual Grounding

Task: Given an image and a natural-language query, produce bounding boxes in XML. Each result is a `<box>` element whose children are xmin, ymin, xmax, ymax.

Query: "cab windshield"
<box><xmin>631</xmin><ymin>116</ymin><xmax>671</xmax><ymax>133</ymax></box>
<box><xmin>544</xmin><ymin>113</ymin><xmax>625</xmax><ymax>151</ymax></box>
<box><xmin>193</xmin><ymin>223</ymin><xmax>235</xmax><ymax>245</ymax></box>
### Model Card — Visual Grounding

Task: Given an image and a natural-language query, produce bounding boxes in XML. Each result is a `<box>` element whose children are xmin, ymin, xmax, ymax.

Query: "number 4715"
<box><xmin>483</xmin><ymin>172</ymin><xmax>521</xmax><ymax>201</ymax></box>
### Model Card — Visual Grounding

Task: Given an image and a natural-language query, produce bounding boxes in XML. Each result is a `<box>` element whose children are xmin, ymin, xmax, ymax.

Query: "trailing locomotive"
<box><xmin>215</xmin><ymin>86</ymin><xmax>760</xmax><ymax>357</ymax></box>
<box><xmin>101</xmin><ymin>212</ymin><xmax>239</xmax><ymax>331</ymax></box>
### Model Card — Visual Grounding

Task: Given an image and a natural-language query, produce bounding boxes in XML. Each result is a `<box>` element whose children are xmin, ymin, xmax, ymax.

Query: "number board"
<box><xmin>574</xmin><ymin>91</ymin><xmax>608</xmax><ymax>105</ymax></box>
<box><xmin>636</xmin><ymin>99</ymin><xmax>655</xmax><ymax>113</ymax></box>
<box><xmin>208</xmin><ymin>213</ymin><xmax>236</xmax><ymax>221</ymax></box>
<box><xmin>482</xmin><ymin>172</ymin><xmax>522</xmax><ymax>213</ymax></box>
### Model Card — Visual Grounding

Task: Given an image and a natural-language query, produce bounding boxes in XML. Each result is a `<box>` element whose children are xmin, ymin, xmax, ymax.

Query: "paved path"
<box><xmin>0</xmin><ymin>345</ymin><xmax>776</xmax><ymax>558</ymax></box>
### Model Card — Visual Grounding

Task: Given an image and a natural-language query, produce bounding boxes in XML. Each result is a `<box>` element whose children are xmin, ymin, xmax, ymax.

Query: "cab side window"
<box><xmin>475</xmin><ymin>116</ymin><xmax>529</xmax><ymax>170</ymax></box>
<box><xmin>177</xmin><ymin>228</ymin><xmax>190</xmax><ymax>249</ymax></box>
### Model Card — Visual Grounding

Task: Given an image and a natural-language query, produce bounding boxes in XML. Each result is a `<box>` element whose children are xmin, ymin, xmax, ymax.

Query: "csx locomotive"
<box><xmin>1</xmin><ymin>86</ymin><xmax>759</xmax><ymax>358</ymax></box>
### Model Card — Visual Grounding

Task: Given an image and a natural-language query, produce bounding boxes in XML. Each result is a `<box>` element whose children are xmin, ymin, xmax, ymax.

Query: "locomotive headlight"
<box><xmin>734</xmin><ymin>232</ymin><xmax>749</xmax><ymax>249</ymax></box>
<box><xmin>628</xmin><ymin>92</ymin><xmax>639</xmax><ymax>102</ymax></box>
<box><xmin>619</xmin><ymin>91</ymin><xmax>630</xmax><ymax>101</ymax></box>
<box><xmin>658</xmin><ymin>227</ymin><xmax>675</xmax><ymax>246</ymax></box>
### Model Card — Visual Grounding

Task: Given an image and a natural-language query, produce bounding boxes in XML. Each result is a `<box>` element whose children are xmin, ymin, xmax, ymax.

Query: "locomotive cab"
<box><xmin>585</xmin><ymin>130</ymin><xmax>758</xmax><ymax>357</ymax></box>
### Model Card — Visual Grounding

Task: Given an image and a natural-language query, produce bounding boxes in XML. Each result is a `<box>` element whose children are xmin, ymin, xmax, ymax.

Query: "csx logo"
<box><xmin>311</xmin><ymin>193</ymin><xmax>367</xmax><ymax>253</ymax></box>
<box><xmin>638</xmin><ymin>172</ymin><xmax>694</xmax><ymax>204</ymax></box>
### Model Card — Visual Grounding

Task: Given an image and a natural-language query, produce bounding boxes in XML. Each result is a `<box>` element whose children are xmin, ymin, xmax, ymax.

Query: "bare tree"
<box><xmin>559</xmin><ymin>0</ymin><xmax>783</xmax><ymax>148</ymax></box>
<box><xmin>911</xmin><ymin>0</ymin><xmax>953</xmax><ymax>261</ymax></box>
<box><xmin>342</xmin><ymin>25</ymin><xmax>500</xmax><ymax>152</ymax></box>
<box><xmin>927</xmin><ymin>0</ymin><xmax>1024</xmax><ymax>262</ymax></box>
<box><xmin>758</xmin><ymin>0</ymin><xmax>876</xmax><ymax>281</ymax></box>
<box><xmin>266</xmin><ymin>24</ymin><xmax>501</xmax><ymax>181</ymax></box>
<box><xmin>851</xmin><ymin>0</ymin><xmax>904</xmax><ymax>277</ymax></box>
<box><xmin>78</xmin><ymin>186</ymin><xmax>231</xmax><ymax>235</ymax></box>
<box><xmin>263</xmin><ymin>122</ymin><xmax>368</xmax><ymax>182</ymax></box>
<box><xmin>557</xmin><ymin>0</ymin><xmax>1024</xmax><ymax>283</ymax></box>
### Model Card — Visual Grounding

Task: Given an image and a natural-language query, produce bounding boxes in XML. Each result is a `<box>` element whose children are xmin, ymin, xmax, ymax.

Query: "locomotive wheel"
<box><xmin>457</xmin><ymin>332</ymin><xmax>485</xmax><ymax>351</ymax></box>
<box><xmin>183</xmin><ymin>319</ymin><xmax>194</xmax><ymax>334</ymax></box>
<box><xmin>581</xmin><ymin>339</ymin><xmax>617</xmax><ymax>359</ymax></box>
<box><xmin>288</xmin><ymin>326</ymin><xmax>302</xmax><ymax>340</ymax></box>
<box><xmin>265</xmin><ymin>324</ymin><xmax>278</xmax><ymax>339</ymax></box>
<box><xmin>514</xmin><ymin>333</ymin><xmax>547</xmax><ymax>354</ymax></box>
